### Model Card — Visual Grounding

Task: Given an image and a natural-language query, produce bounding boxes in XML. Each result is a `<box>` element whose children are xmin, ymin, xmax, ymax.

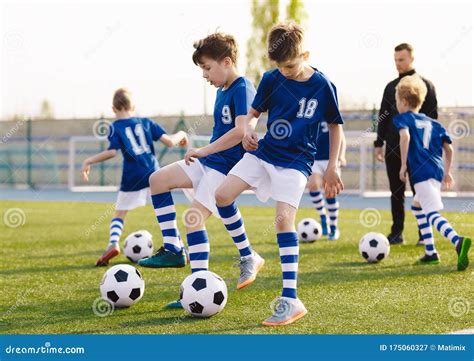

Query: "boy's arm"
<box><xmin>81</xmin><ymin>149</ymin><xmax>117</xmax><ymax>182</ymax></box>
<box><xmin>159</xmin><ymin>130</ymin><xmax>188</xmax><ymax>148</ymax></box>
<box><xmin>338</xmin><ymin>131</ymin><xmax>347</xmax><ymax>167</ymax></box>
<box><xmin>323</xmin><ymin>124</ymin><xmax>344</xmax><ymax>198</ymax></box>
<box><xmin>398</xmin><ymin>129</ymin><xmax>410</xmax><ymax>182</ymax></box>
<box><xmin>442</xmin><ymin>142</ymin><xmax>455</xmax><ymax>189</ymax></box>
<box><xmin>184</xmin><ymin>108</ymin><xmax>260</xmax><ymax>165</ymax></box>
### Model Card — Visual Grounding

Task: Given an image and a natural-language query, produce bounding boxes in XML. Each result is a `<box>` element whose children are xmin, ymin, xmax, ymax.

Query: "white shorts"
<box><xmin>413</xmin><ymin>179</ymin><xmax>444</xmax><ymax>214</ymax></box>
<box><xmin>116</xmin><ymin>187</ymin><xmax>151</xmax><ymax>211</ymax></box>
<box><xmin>311</xmin><ymin>160</ymin><xmax>341</xmax><ymax>176</ymax></box>
<box><xmin>177</xmin><ymin>159</ymin><xmax>226</xmax><ymax>216</ymax></box>
<box><xmin>229</xmin><ymin>153</ymin><xmax>307</xmax><ymax>209</ymax></box>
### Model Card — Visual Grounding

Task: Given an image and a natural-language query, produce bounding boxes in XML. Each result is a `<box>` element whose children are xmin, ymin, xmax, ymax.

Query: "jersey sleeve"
<box><xmin>234</xmin><ymin>81</ymin><xmax>256</xmax><ymax>117</ymax></box>
<box><xmin>107</xmin><ymin>124</ymin><xmax>121</xmax><ymax>150</ymax></box>
<box><xmin>324</xmin><ymin>82</ymin><xmax>344</xmax><ymax>125</ymax></box>
<box><xmin>251</xmin><ymin>72</ymin><xmax>271</xmax><ymax>113</ymax></box>
<box><xmin>393</xmin><ymin>114</ymin><xmax>408</xmax><ymax>130</ymax></box>
<box><xmin>148</xmin><ymin>119</ymin><xmax>167</xmax><ymax>141</ymax></box>
<box><xmin>439</xmin><ymin>124</ymin><xmax>452</xmax><ymax>144</ymax></box>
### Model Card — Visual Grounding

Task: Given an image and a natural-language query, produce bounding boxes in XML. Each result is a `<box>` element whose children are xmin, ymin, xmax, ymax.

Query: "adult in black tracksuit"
<box><xmin>374</xmin><ymin>43</ymin><xmax>438</xmax><ymax>245</ymax></box>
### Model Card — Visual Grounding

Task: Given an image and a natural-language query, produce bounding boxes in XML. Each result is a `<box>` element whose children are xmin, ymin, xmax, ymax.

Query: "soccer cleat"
<box><xmin>137</xmin><ymin>246</ymin><xmax>186</xmax><ymax>268</ymax></box>
<box><xmin>388</xmin><ymin>234</ymin><xmax>404</xmax><ymax>245</ymax></box>
<box><xmin>456</xmin><ymin>237</ymin><xmax>471</xmax><ymax>271</ymax></box>
<box><xmin>328</xmin><ymin>228</ymin><xmax>340</xmax><ymax>241</ymax></box>
<box><xmin>235</xmin><ymin>251</ymin><xmax>265</xmax><ymax>289</ymax></box>
<box><xmin>321</xmin><ymin>219</ymin><xmax>328</xmax><ymax>236</ymax></box>
<box><xmin>262</xmin><ymin>297</ymin><xmax>308</xmax><ymax>326</ymax></box>
<box><xmin>164</xmin><ymin>299</ymin><xmax>183</xmax><ymax>309</ymax></box>
<box><xmin>416</xmin><ymin>238</ymin><xmax>426</xmax><ymax>246</ymax></box>
<box><xmin>95</xmin><ymin>243</ymin><xmax>120</xmax><ymax>267</ymax></box>
<box><xmin>415</xmin><ymin>252</ymin><xmax>440</xmax><ymax>265</ymax></box>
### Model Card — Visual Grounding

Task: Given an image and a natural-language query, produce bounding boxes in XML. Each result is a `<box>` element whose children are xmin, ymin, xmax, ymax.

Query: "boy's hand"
<box><xmin>375</xmin><ymin>147</ymin><xmax>384</xmax><ymax>162</ymax></box>
<box><xmin>323</xmin><ymin>167</ymin><xmax>344</xmax><ymax>198</ymax></box>
<box><xmin>184</xmin><ymin>148</ymin><xmax>205</xmax><ymax>166</ymax></box>
<box><xmin>178</xmin><ymin>132</ymin><xmax>189</xmax><ymax>147</ymax></box>
<box><xmin>81</xmin><ymin>161</ymin><xmax>91</xmax><ymax>182</ymax></box>
<box><xmin>243</xmin><ymin>130</ymin><xmax>259</xmax><ymax>151</ymax></box>
<box><xmin>399</xmin><ymin>164</ymin><xmax>407</xmax><ymax>182</ymax></box>
<box><xmin>442</xmin><ymin>172</ymin><xmax>455</xmax><ymax>190</ymax></box>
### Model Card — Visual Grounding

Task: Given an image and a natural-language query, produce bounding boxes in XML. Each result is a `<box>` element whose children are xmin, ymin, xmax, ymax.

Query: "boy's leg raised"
<box><xmin>139</xmin><ymin>163</ymin><xmax>193</xmax><ymax>268</ymax></box>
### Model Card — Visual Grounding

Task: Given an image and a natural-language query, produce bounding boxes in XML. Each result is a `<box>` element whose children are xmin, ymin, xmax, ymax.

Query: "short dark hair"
<box><xmin>192</xmin><ymin>33</ymin><xmax>238</xmax><ymax>65</ymax></box>
<box><xmin>113</xmin><ymin>88</ymin><xmax>132</xmax><ymax>111</ymax></box>
<box><xmin>267</xmin><ymin>22</ymin><xmax>304</xmax><ymax>63</ymax></box>
<box><xmin>394</xmin><ymin>43</ymin><xmax>414</xmax><ymax>56</ymax></box>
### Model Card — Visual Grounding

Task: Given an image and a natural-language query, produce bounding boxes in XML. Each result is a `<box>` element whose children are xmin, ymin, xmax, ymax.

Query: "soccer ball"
<box><xmin>100</xmin><ymin>264</ymin><xmax>145</xmax><ymax>307</ymax></box>
<box><xmin>124</xmin><ymin>230</ymin><xmax>153</xmax><ymax>262</ymax></box>
<box><xmin>359</xmin><ymin>232</ymin><xmax>390</xmax><ymax>263</ymax></box>
<box><xmin>297</xmin><ymin>218</ymin><xmax>322</xmax><ymax>242</ymax></box>
<box><xmin>180</xmin><ymin>271</ymin><xmax>227</xmax><ymax>318</ymax></box>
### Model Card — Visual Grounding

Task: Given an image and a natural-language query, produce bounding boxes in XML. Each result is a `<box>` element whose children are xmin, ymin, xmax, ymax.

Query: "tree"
<box><xmin>245</xmin><ymin>0</ymin><xmax>280</xmax><ymax>85</ymax></box>
<box><xmin>39</xmin><ymin>99</ymin><xmax>54</xmax><ymax>120</ymax></box>
<box><xmin>245</xmin><ymin>0</ymin><xmax>308</xmax><ymax>85</ymax></box>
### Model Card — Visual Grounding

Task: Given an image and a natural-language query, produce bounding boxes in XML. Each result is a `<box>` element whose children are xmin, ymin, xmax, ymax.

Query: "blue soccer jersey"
<box><xmin>251</xmin><ymin>68</ymin><xmax>343</xmax><ymax>176</ymax></box>
<box><xmin>199</xmin><ymin>76</ymin><xmax>256</xmax><ymax>175</ymax></box>
<box><xmin>393</xmin><ymin>111</ymin><xmax>452</xmax><ymax>184</ymax></box>
<box><xmin>107</xmin><ymin>117</ymin><xmax>166</xmax><ymax>191</ymax></box>
<box><xmin>314</xmin><ymin>120</ymin><xmax>330</xmax><ymax>161</ymax></box>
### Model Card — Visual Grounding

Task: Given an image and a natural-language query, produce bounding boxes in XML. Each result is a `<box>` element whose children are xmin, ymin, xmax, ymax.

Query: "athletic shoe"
<box><xmin>456</xmin><ymin>237</ymin><xmax>471</xmax><ymax>271</ymax></box>
<box><xmin>95</xmin><ymin>243</ymin><xmax>120</xmax><ymax>267</ymax></box>
<box><xmin>262</xmin><ymin>297</ymin><xmax>307</xmax><ymax>326</ymax></box>
<box><xmin>235</xmin><ymin>251</ymin><xmax>265</xmax><ymax>289</ymax></box>
<box><xmin>415</xmin><ymin>252</ymin><xmax>440</xmax><ymax>265</ymax></box>
<box><xmin>138</xmin><ymin>247</ymin><xmax>186</xmax><ymax>268</ymax></box>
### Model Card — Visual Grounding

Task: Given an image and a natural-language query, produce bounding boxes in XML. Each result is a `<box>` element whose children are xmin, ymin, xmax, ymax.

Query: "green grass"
<box><xmin>0</xmin><ymin>200</ymin><xmax>472</xmax><ymax>334</ymax></box>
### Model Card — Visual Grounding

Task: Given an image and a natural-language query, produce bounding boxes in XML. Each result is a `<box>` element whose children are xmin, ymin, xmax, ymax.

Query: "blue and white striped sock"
<box><xmin>278</xmin><ymin>232</ymin><xmax>299</xmax><ymax>299</ymax></box>
<box><xmin>109</xmin><ymin>218</ymin><xmax>124</xmax><ymax>245</ymax></box>
<box><xmin>187</xmin><ymin>230</ymin><xmax>209</xmax><ymax>273</ymax></box>
<box><xmin>310</xmin><ymin>191</ymin><xmax>327</xmax><ymax>224</ymax></box>
<box><xmin>326</xmin><ymin>197</ymin><xmax>339</xmax><ymax>234</ymax></box>
<box><xmin>217</xmin><ymin>203</ymin><xmax>252</xmax><ymax>257</ymax></box>
<box><xmin>152</xmin><ymin>192</ymin><xmax>183</xmax><ymax>254</ymax></box>
<box><xmin>427</xmin><ymin>211</ymin><xmax>460</xmax><ymax>247</ymax></box>
<box><xmin>412</xmin><ymin>206</ymin><xmax>436</xmax><ymax>255</ymax></box>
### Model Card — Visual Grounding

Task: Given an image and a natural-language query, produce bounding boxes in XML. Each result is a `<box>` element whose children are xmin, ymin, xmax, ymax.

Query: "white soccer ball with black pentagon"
<box><xmin>180</xmin><ymin>271</ymin><xmax>227</xmax><ymax>318</ymax></box>
<box><xmin>297</xmin><ymin>218</ymin><xmax>322</xmax><ymax>242</ymax></box>
<box><xmin>124</xmin><ymin>230</ymin><xmax>153</xmax><ymax>262</ymax></box>
<box><xmin>100</xmin><ymin>264</ymin><xmax>145</xmax><ymax>307</ymax></box>
<box><xmin>359</xmin><ymin>232</ymin><xmax>390</xmax><ymax>263</ymax></box>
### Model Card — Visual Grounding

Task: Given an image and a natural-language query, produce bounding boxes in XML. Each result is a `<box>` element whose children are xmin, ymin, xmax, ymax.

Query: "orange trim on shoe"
<box><xmin>261</xmin><ymin>308</ymin><xmax>308</xmax><ymax>326</ymax></box>
<box><xmin>95</xmin><ymin>246</ymin><xmax>120</xmax><ymax>267</ymax></box>
<box><xmin>237</xmin><ymin>258</ymin><xmax>265</xmax><ymax>289</ymax></box>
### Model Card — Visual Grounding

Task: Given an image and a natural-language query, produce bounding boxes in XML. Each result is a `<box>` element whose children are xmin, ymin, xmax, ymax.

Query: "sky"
<box><xmin>1</xmin><ymin>0</ymin><xmax>472</xmax><ymax>120</ymax></box>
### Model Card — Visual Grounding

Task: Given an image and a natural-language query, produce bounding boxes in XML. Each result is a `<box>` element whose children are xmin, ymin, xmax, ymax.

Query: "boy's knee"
<box><xmin>215</xmin><ymin>187</ymin><xmax>232</xmax><ymax>206</ymax></box>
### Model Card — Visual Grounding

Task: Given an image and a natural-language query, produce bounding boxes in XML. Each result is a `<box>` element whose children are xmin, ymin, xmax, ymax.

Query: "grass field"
<box><xmin>0</xmin><ymin>200</ymin><xmax>472</xmax><ymax>334</ymax></box>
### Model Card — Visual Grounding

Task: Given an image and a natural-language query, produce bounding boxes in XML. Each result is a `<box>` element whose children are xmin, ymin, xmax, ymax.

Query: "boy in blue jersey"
<box><xmin>214</xmin><ymin>23</ymin><xmax>344</xmax><ymax>326</ymax></box>
<box><xmin>81</xmin><ymin>88</ymin><xmax>188</xmax><ymax>266</ymax></box>
<box><xmin>308</xmin><ymin>123</ymin><xmax>346</xmax><ymax>240</ymax></box>
<box><xmin>395</xmin><ymin>75</ymin><xmax>471</xmax><ymax>271</ymax></box>
<box><xmin>138</xmin><ymin>33</ymin><xmax>260</xmax><ymax>306</ymax></box>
